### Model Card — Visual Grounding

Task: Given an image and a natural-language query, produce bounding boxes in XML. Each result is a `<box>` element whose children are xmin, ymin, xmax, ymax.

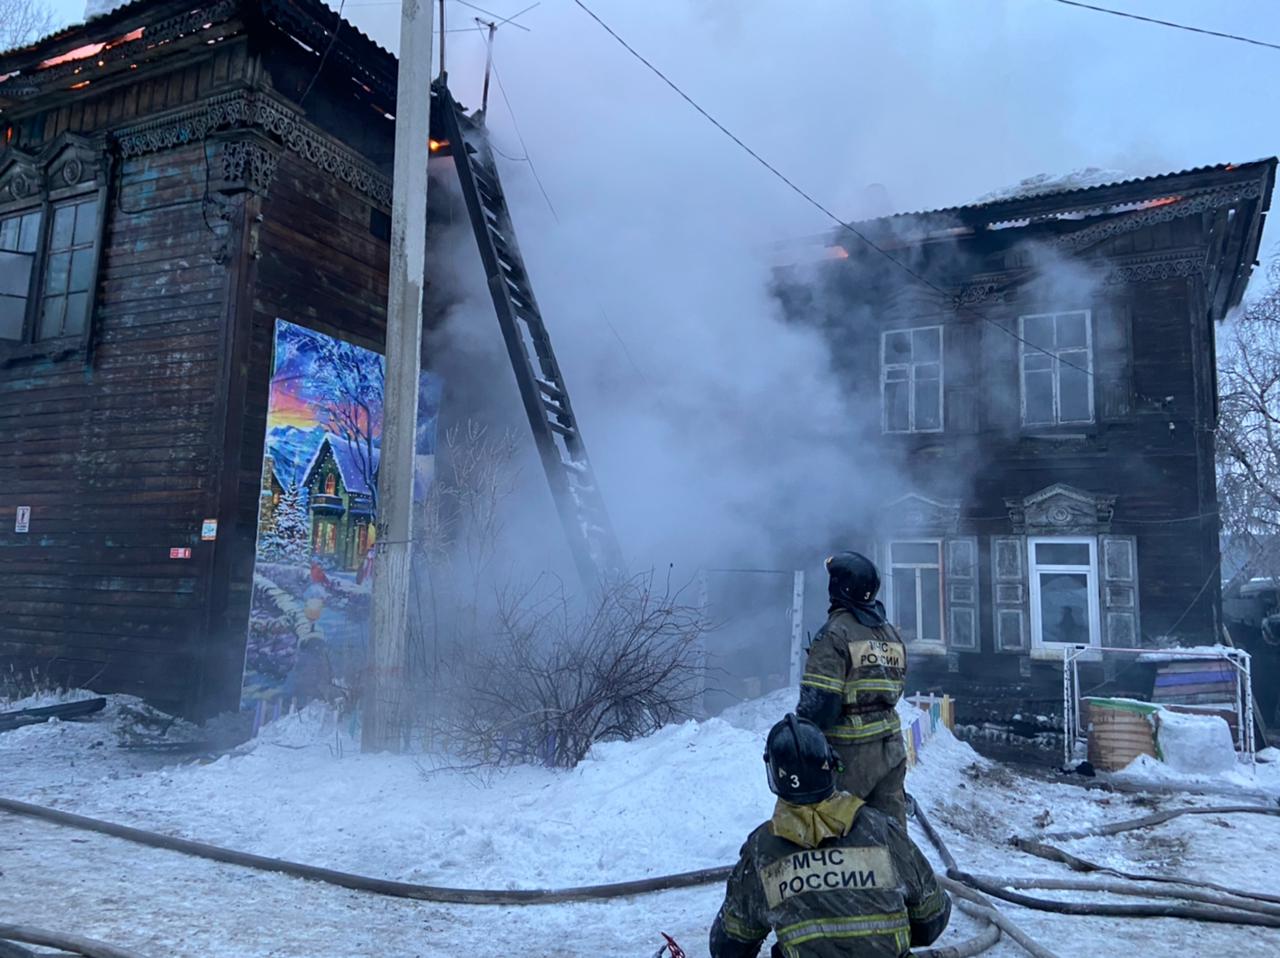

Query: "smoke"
<box><xmin>361</xmin><ymin>1</ymin><xmax>1276</xmax><ymax>701</ymax></box>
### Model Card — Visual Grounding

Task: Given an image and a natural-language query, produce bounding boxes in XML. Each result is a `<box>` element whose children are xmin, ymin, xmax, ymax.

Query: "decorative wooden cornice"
<box><xmin>1006</xmin><ymin>483</ymin><xmax>1115</xmax><ymax>535</ymax></box>
<box><xmin>112</xmin><ymin>89</ymin><xmax>391</xmax><ymax>207</ymax></box>
<box><xmin>1053</xmin><ymin>181</ymin><xmax>1265</xmax><ymax>254</ymax></box>
<box><xmin>0</xmin><ymin>0</ymin><xmax>241</xmax><ymax>102</ymax></box>
<box><xmin>1101</xmin><ymin>251</ymin><xmax>1205</xmax><ymax>286</ymax></box>
<box><xmin>0</xmin><ymin>132</ymin><xmax>110</xmax><ymax>207</ymax></box>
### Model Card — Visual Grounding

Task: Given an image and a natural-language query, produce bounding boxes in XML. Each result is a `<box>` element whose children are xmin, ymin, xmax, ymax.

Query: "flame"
<box><xmin>40</xmin><ymin>42</ymin><xmax>105</xmax><ymax>68</ymax></box>
<box><xmin>1144</xmin><ymin>195</ymin><xmax>1181</xmax><ymax>208</ymax></box>
<box><xmin>825</xmin><ymin>245</ymin><xmax>850</xmax><ymax>260</ymax></box>
<box><xmin>429</xmin><ymin>139</ymin><xmax>448</xmax><ymax>153</ymax></box>
<box><xmin>36</xmin><ymin>28</ymin><xmax>143</xmax><ymax>69</ymax></box>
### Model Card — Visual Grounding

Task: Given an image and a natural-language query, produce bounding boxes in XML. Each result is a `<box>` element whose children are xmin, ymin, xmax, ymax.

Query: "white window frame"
<box><xmin>885</xmin><ymin>539</ymin><xmax>945</xmax><ymax>646</ymax></box>
<box><xmin>1028</xmin><ymin>536</ymin><xmax>1101</xmax><ymax>650</ymax></box>
<box><xmin>881</xmin><ymin>325</ymin><xmax>944</xmax><ymax>434</ymax></box>
<box><xmin>1018</xmin><ymin>310</ymin><xmax>1094</xmax><ymax>427</ymax></box>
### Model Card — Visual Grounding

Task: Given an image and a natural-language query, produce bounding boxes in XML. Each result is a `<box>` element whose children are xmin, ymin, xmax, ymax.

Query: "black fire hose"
<box><xmin>0</xmin><ymin>925</ymin><xmax>147</xmax><ymax>958</ymax></box>
<box><xmin>0</xmin><ymin>797</ymin><xmax>731</xmax><ymax>905</ymax></box>
<box><xmin>1</xmin><ymin>794</ymin><xmax>1007</xmax><ymax>958</ymax></box>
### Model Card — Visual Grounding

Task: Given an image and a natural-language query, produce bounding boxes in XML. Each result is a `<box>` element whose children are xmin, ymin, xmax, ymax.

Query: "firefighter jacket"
<box><xmin>797</xmin><ymin>609</ymin><xmax>906</xmax><ymax>747</ymax></box>
<box><xmin>709</xmin><ymin>792</ymin><xmax>950</xmax><ymax>958</ymax></box>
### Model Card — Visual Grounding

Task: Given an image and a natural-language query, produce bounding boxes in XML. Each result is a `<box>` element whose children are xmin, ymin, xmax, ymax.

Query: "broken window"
<box><xmin>1020</xmin><ymin>310</ymin><xmax>1093</xmax><ymax>426</ymax></box>
<box><xmin>881</xmin><ymin>325</ymin><xmax>943</xmax><ymax>433</ymax></box>
<box><xmin>887</xmin><ymin>540</ymin><xmax>943</xmax><ymax>644</ymax></box>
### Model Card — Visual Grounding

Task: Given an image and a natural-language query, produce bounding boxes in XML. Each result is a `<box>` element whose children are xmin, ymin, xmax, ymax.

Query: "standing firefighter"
<box><xmin>796</xmin><ymin>552</ymin><xmax>908</xmax><ymax>827</ymax></box>
<box><xmin>710</xmin><ymin>715</ymin><xmax>950</xmax><ymax>958</ymax></box>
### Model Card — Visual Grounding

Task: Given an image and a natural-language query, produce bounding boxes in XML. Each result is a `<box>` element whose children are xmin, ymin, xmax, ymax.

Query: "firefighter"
<box><xmin>796</xmin><ymin>552</ymin><xmax>908</xmax><ymax>827</ymax></box>
<box><xmin>709</xmin><ymin>714</ymin><xmax>950</xmax><ymax>958</ymax></box>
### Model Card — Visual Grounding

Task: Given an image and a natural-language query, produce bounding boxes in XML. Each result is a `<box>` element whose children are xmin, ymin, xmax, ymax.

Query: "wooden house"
<box><xmin>776</xmin><ymin>162</ymin><xmax>1276</xmax><ymax>729</ymax></box>
<box><xmin>0</xmin><ymin>0</ymin><xmax>417</xmax><ymax>715</ymax></box>
<box><xmin>299</xmin><ymin>433</ymin><xmax>377</xmax><ymax>571</ymax></box>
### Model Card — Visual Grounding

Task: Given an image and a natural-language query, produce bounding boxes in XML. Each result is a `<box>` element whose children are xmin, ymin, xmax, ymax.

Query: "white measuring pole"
<box><xmin>789</xmin><ymin>570</ymin><xmax>806</xmax><ymax>688</ymax></box>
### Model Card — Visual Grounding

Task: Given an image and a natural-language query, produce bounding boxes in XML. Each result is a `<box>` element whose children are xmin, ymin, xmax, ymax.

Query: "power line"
<box><xmin>299</xmin><ymin>0</ymin><xmax>347</xmax><ymax>107</ymax></box>
<box><xmin>569</xmin><ymin>0</ymin><xmax>1095</xmax><ymax>378</ymax></box>
<box><xmin>1050</xmin><ymin>0</ymin><xmax>1280</xmax><ymax>53</ymax></box>
<box><xmin>490</xmin><ymin>55</ymin><xmax>559</xmax><ymax>222</ymax></box>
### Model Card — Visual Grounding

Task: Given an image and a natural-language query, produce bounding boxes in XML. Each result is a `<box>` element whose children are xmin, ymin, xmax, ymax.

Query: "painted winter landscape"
<box><xmin>241</xmin><ymin>320</ymin><xmax>442</xmax><ymax>723</ymax></box>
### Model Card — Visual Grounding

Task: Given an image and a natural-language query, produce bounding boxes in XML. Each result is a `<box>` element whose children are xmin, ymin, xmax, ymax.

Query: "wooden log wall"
<box><xmin>0</xmin><ymin>142</ymin><xmax>230</xmax><ymax>708</ymax></box>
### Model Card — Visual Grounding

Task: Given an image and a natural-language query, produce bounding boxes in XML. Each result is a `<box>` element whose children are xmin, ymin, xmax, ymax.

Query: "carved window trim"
<box><xmin>0</xmin><ymin>135</ymin><xmax>110</xmax><ymax>365</ymax></box>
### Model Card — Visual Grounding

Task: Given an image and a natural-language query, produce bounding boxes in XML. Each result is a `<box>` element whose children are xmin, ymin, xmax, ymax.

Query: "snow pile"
<box><xmin>1155</xmin><ymin>710</ymin><xmax>1237</xmax><ymax>776</ymax></box>
<box><xmin>0</xmin><ymin>686</ymin><xmax>102</xmax><ymax>710</ymax></box>
<box><xmin>975</xmin><ymin>167</ymin><xmax>1128</xmax><ymax>203</ymax></box>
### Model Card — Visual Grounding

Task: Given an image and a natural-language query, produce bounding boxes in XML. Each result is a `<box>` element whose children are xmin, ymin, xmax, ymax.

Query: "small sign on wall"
<box><xmin>15</xmin><ymin>506</ymin><xmax>30</xmax><ymax>534</ymax></box>
<box><xmin>201</xmin><ymin>519</ymin><xmax>218</xmax><ymax>541</ymax></box>
<box><xmin>170</xmin><ymin>547</ymin><xmax>192</xmax><ymax>560</ymax></box>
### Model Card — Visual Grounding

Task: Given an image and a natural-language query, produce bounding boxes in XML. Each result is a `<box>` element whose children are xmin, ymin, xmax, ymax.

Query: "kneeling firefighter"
<box><xmin>710</xmin><ymin>715</ymin><xmax>950</xmax><ymax>958</ymax></box>
<box><xmin>796</xmin><ymin>552</ymin><xmax>908</xmax><ymax>827</ymax></box>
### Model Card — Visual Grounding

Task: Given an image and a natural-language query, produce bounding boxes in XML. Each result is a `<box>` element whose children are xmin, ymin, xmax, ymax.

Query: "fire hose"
<box><xmin>0</xmin><ymin>924</ymin><xmax>146</xmax><ymax>958</ymax></box>
<box><xmin>0</xmin><ymin>794</ymin><xmax>1002</xmax><ymax>956</ymax></box>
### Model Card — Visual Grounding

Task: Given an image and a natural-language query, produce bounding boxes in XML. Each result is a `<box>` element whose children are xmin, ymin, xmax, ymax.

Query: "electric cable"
<box><xmin>569</xmin><ymin>0</ymin><xmax>1098</xmax><ymax>380</ymax></box>
<box><xmin>1050</xmin><ymin>0</ymin><xmax>1280</xmax><ymax>53</ymax></box>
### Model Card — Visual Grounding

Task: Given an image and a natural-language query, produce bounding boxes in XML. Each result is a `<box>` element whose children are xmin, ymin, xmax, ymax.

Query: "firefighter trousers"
<box><xmin>833</xmin><ymin>732</ymin><xmax>908</xmax><ymax>830</ymax></box>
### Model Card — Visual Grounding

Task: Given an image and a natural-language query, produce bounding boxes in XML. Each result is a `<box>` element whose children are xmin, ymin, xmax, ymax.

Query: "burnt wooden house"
<box><xmin>0</xmin><ymin>0</ymin><xmax>415</xmax><ymax>715</ymax></box>
<box><xmin>778</xmin><ymin>163</ymin><xmax>1276</xmax><ymax>729</ymax></box>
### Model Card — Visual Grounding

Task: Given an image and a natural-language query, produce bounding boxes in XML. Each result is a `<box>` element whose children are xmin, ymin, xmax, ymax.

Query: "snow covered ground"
<box><xmin>2</xmin><ymin>691</ymin><xmax>1278</xmax><ymax>957</ymax></box>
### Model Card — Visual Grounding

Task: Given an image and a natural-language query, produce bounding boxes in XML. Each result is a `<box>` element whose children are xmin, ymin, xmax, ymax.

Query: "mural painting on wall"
<box><xmin>241</xmin><ymin>319</ymin><xmax>443</xmax><ymax>725</ymax></box>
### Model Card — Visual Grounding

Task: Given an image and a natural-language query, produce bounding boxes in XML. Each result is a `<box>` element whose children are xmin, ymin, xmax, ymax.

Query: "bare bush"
<box><xmin>443</xmin><ymin>572</ymin><xmax>707</xmax><ymax>769</ymax></box>
<box><xmin>1218</xmin><ymin>258</ymin><xmax>1280</xmax><ymax>590</ymax></box>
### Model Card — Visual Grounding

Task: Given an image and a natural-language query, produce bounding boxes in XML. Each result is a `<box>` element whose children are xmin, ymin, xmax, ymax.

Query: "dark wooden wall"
<box><xmin>201</xmin><ymin>146</ymin><xmax>394</xmax><ymax>712</ymax></box>
<box><xmin>796</xmin><ymin>209</ymin><xmax>1226</xmax><ymax>700</ymax></box>
<box><xmin>0</xmin><ymin>139</ymin><xmax>233</xmax><ymax>709</ymax></box>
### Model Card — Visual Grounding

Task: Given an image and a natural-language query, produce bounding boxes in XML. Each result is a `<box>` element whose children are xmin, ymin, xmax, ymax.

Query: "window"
<box><xmin>314</xmin><ymin>520</ymin><xmax>337</xmax><ymax>555</ymax></box>
<box><xmin>1020</xmin><ymin>310</ymin><xmax>1093</xmax><ymax>426</ymax></box>
<box><xmin>0</xmin><ymin>210</ymin><xmax>42</xmax><ymax>340</ymax></box>
<box><xmin>881</xmin><ymin>326</ymin><xmax>943</xmax><ymax>433</ymax></box>
<box><xmin>887</xmin><ymin>540</ymin><xmax>943</xmax><ymax>644</ymax></box>
<box><xmin>324</xmin><ymin>473</ymin><xmax>337</xmax><ymax>495</ymax></box>
<box><xmin>38</xmin><ymin>197</ymin><xmax>99</xmax><ymax>340</ymax></box>
<box><xmin>1028</xmin><ymin>537</ymin><xmax>1100</xmax><ymax>648</ymax></box>
<box><xmin>0</xmin><ymin>137</ymin><xmax>107</xmax><ymax>354</ymax></box>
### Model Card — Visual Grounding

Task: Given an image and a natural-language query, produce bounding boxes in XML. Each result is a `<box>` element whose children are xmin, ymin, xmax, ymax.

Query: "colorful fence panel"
<box><xmin>903</xmin><ymin>694</ymin><xmax>956</xmax><ymax>767</ymax></box>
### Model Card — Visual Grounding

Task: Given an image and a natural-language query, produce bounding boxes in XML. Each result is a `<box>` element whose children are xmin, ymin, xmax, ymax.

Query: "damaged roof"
<box><xmin>803</xmin><ymin>159</ymin><xmax>1278</xmax><ymax>324</ymax></box>
<box><xmin>0</xmin><ymin>0</ymin><xmax>399</xmax><ymax>110</ymax></box>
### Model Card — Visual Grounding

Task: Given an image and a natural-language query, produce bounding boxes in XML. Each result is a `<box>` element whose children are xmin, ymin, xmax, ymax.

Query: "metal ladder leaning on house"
<box><xmin>433</xmin><ymin>78</ymin><xmax>623</xmax><ymax>591</ymax></box>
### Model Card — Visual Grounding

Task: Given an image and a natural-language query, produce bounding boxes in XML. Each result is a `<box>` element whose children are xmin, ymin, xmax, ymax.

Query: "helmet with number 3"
<box><xmin>763</xmin><ymin>714</ymin><xmax>838</xmax><ymax>805</ymax></box>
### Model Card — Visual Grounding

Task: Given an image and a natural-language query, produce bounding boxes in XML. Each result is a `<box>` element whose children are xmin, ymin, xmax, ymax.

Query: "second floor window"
<box><xmin>0</xmin><ymin>195</ymin><xmax>102</xmax><ymax>344</ymax></box>
<box><xmin>882</xmin><ymin>325</ymin><xmax>942</xmax><ymax>433</ymax></box>
<box><xmin>1020</xmin><ymin>310</ymin><xmax>1093</xmax><ymax>426</ymax></box>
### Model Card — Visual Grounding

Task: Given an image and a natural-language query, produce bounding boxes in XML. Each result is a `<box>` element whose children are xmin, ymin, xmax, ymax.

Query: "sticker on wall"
<box><xmin>201</xmin><ymin>519</ymin><xmax>218</xmax><ymax>541</ymax></box>
<box><xmin>14</xmin><ymin>506</ymin><xmax>30</xmax><ymax>534</ymax></box>
<box><xmin>239</xmin><ymin>319</ymin><xmax>442</xmax><ymax>724</ymax></box>
<box><xmin>170</xmin><ymin>547</ymin><xmax>192</xmax><ymax>559</ymax></box>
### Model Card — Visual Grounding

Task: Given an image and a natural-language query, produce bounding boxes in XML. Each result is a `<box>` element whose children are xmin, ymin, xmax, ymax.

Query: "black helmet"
<box><xmin>763</xmin><ymin>714</ymin><xmax>838</xmax><ymax>805</ymax></box>
<box><xmin>826</xmin><ymin>551</ymin><xmax>880</xmax><ymax>606</ymax></box>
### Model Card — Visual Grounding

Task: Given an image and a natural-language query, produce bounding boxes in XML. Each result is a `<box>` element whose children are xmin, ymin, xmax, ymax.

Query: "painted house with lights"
<box><xmin>777</xmin><ymin>162</ymin><xmax>1276</xmax><ymax>728</ymax></box>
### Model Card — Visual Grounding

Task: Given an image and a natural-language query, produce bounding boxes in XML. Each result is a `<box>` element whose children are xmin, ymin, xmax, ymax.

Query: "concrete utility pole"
<box><xmin>364</xmin><ymin>0</ymin><xmax>434</xmax><ymax>752</ymax></box>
